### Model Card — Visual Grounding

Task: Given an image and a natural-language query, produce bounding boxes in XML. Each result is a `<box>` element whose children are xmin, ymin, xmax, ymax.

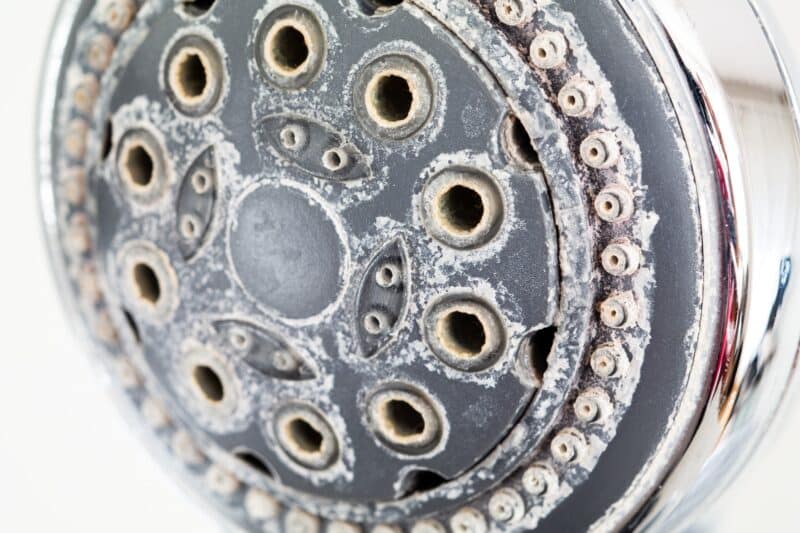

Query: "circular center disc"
<box><xmin>229</xmin><ymin>184</ymin><xmax>344</xmax><ymax>319</ymax></box>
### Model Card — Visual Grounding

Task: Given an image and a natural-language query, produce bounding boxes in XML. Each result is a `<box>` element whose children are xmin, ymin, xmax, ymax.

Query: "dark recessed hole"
<box><xmin>528</xmin><ymin>326</ymin><xmax>556</xmax><ymax>384</ymax></box>
<box><xmin>122</xmin><ymin>308</ymin><xmax>141</xmax><ymax>344</ymax></box>
<box><xmin>132</xmin><ymin>263</ymin><xmax>160</xmax><ymax>304</ymax></box>
<box><xmin>288</xmin><ymin>417</ymin><xmax>324</xmax><ymax>453</ymax></box>
<box><xmin>441</xmin><ymin>311</ymin><xmax>486</xmax><ymax>357</ymax></box>
<box><xmin>385</xmin><ymin>399</ymin><xmax>425</xmax><ymax>437</ymax></box>
<box><xmin>438</xmin><ymin>185</ymin><xmax>485</xmax><ymax>232</ymax></box>
<box><xmin>371</xmin><ymin>74</ymin><xmax>414</xmax><ymax>123</ymax></box>
<box><xmin>364</xmin><ymin>312</ymin><xmax>385</xmax><ymax>335</ymax></box>
<box><xmin>102</xmin><ymin>119</ymin><xmax>113</xmax><ymax>160</ymax></box>
<box><xmin>125</xmin><ymin>144</ymin><xmax>154</xmax><ymax>187</ymax></box>
<box><xmin>176</xmin><ymin>52</ymin><xmax>207</xmax><ymax>99</ymax></box>
<box><xmin>378</xmin><ymin>266</ymin><xmax>397</xmax><ymax>286</ymax></box>
<box><xmin>371</xmin><ymin>0</ymin><xmax>404</xmax><ymax>8</ymax></box>
<box><xmin>398</xmin><ymin>469</ymin><xmax>447</xmax><ymax>499</ymax></box>
<box><xmin>192</xmin><ymin>365</ymin><xmax>224</xmax><ymax>403</ymax></box>
<box><xmin>181</xmin><ymin>0</ymin><xmax>216</xmax><ymax>16</ymax></box>
<box><xmin>271</xmin><ymin>25</ymin><xmax>310</xmax><ymax>72</ymax></box>
<box><xmin>506</xmin><ymin>115</ymin><xmax>540</xmax><ymax>167</ymax></box>
<box><xmin>234</xmin><ymin>450</ymin><xmax>273</xmax><ymax>478</ymax></box>
<box><xmin>322</xmin><ymin>149</ymin><xmax>345</xmax><ymax>171</ymax></box>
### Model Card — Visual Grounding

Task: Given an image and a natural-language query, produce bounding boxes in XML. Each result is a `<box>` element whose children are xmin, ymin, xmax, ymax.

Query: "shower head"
<box><xmin>37</xmin><ymin>0</ymin><xmax>800</xmax><ymax>530</ymax></box>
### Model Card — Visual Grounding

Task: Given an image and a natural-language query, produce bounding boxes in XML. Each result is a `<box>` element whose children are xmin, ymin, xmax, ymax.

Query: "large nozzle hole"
<box><xmin>426</xmin><ymin>298</ymin><xmax>506</xmax><ymax>372</ymax></box>
<box><xmin>192</xmin><ymin>364</ymin><xmax>224</xmax><ymax>403</ymax></box>
<box><xmin>175</xmin><ymin>51</ymin><xmax>207</xmax><ymax>99</ymax></box>
<box><xmin>133</xmin><ymin>262</ymin><xmax>161</xmax><ymax>305</ymax></box>
<box><xmin>124</xmin><ymin>143</ymin><xmax>154</xmax><ymax>187</ymax></box>
<box><xmin>182</xmin><ymin>347</ymin><xmax>241</xmax><ymax>423</ymax></box>
<box><xmin>438</xmin><ymin>185</ymin><xmax>484</xmax><ymax>233</ymax></box>
<box><xmin>165</xmin><ymin>37</ymin><xmax>224</xmax><ymax>115</ymax></box>
<box><xmin>423</xmin><ymin>169</ymin><xmax>504</xmax><ymax>249</ymax></box>
<box><xmin>369</xmin><ymin>73</ymin><xmax>414</xmax><ymax>124</ymax></box>
<box><xmin>270</xmin><ymin>25</ymin><xmax>310</xmax><ymax>73</ymax></box>
<box><xmin>440</xmin><ymin>311</ymin><xmax>486</xmax><ymax>357</ymax></box>
<box><xmin>117</xmin><ymin>130</ymin><xmax>166</xmax><ymax>203</ymax></box>
<box><xmin>257</xmin><ymin>8</ymin><xmax>325</xmax><ymax>89</ymax></box>
<box><xmin>119</xmin><ymin>242</ymin><xmax>176</xmax><ymax>319</ymax></box>
<box><xmin>368</xmin><ymin>388</ymin><xmax>444</xmax><ymax>454</ymax></box>
<box><xmin>356</xmin><ymin>54</ymin><xmax>434</xmax><ymax>139</ymax></box>
<box><xmin>385</xmin><ymin>399</ymin><xmax>425</xmax><ymax>437</ymax></box>
<box><xmin>276</xmin><ymin>406</ymin><xmax>338</xmax><ymax>470</ymax></box>
<box><xmin>287</xmin><ymin>417</ymin><xmax>324</xmax><ymax>453</ymax></box>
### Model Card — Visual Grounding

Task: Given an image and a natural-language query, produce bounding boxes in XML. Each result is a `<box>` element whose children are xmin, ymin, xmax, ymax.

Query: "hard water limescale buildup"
<box><xmin>41</xmin><ymin>0</ymin><xmax>800</xmax><ymax>531</ymax></box>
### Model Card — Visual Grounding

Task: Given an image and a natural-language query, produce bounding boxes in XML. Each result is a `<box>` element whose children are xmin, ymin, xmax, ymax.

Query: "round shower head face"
<box><xmin>40</xmin><ymin>0</ymin><xmax>723</xmax><ymax>530</ymax></box>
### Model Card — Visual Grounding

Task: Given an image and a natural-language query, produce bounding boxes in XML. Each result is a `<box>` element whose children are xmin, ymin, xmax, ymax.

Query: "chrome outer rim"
<box><xmin>612</xmin><ymin>0</ymin><xmax>800</xmax><ymax>530</ymax></box>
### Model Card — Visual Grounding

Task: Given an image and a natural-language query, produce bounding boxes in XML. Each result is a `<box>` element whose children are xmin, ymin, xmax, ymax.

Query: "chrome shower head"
<box><xmin>38</xmin><ymin>0</ymin><xmax>800</xmax><ymax>531</ymax></box>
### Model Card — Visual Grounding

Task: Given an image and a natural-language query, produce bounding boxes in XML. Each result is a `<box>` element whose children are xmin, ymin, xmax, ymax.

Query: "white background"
<box><xmin>1</xmin><ymin>1</ymin><xmax>799</xmax><ymax>531</ymax></box>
